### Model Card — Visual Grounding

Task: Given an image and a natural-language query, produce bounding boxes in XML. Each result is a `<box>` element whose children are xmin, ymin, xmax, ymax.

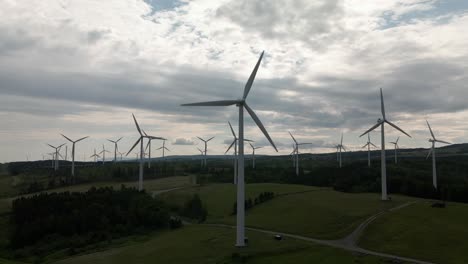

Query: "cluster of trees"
<box><xmin>180</xmin><ymin>194</ymin><xmax>207</xmax><ymax>223</ymax></box>
<box><xmin>232</xmin><ymin>192</ymin><xmax>275</xmax><ymax>215</ymax></box>
<box><xmin>10</xmin><ymin>186</ymin><xmax>170</xmax><ymax>257</ymax></box>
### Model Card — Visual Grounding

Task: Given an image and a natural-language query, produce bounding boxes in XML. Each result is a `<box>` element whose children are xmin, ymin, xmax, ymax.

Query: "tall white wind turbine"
<box><xmin>182</xmin><ymin>51</ymin><xmax>277</xmax><ymax>247</ymax></box>
<box><xmin>336</xmin><ymin>133</ymin><xmax>347</xmax><ymax>168</ymax></box>
<box><xmin>61</xmin><ymin>134</ymin><xmax>89</xmax><ymax>183</ymax></box>
<box><xmin>289</xmin><ymin>132</ymin><xmax>312</xmax><ymax>175</ymax></box>
<box><xmin>197</xmin><ymin>136</ymin><xmax>214</xmax><ymax>167</ymax></box>
<box><xmin>389</xmin><ymin>136</ymin><xmax>400</xmax><ymax>164</ymax></box>
<box><xmin>126</xmin><ymin>114</ymin><xmax>164</xmax><ymax>191</ymax></box>
<box><xmin>108</xmin><ymin>137</ymin><xmax>123</xmax><ymax>163</ymax></box>
<box><xmin>362</xmin><ymin>133</ymin><xmax>378</xmax><ymax>167</ymax></box>
<box><xmin>426</xmin><ymin>120</ymin><xmax>451</xmax><ymax>190</ymax></box>
<box><xmin>47</xmin><ymin>143</ymin><xmax>65</xmax><ymax>171</ymax></box>
<box><xmin>249</xmin><ymin>143</ymin><xmax>262</xmax><ymax>169</ymax></box>
<box><xmin>360</xmin><ymin>88</ymin><xmax>411</xmax><ymax>200</ymax></box>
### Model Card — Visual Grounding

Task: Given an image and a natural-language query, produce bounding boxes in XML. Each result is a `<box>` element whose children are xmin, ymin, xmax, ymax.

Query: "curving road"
<box><xmin>204</xmin><ymin>201</ymin><xmax>434</xmax><ymax>264</ymax></box>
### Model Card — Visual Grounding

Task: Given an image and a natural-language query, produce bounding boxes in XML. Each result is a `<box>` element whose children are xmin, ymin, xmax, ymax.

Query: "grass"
<box><xmin>359</xmin><ymin>201</ymin><xmax>468</xmax><ymax>264</ymax></box>
<box><xmin>51</xmin><ymin>225</ymin><xmax>390</xmax><ymax>264</ymax></box>
<box><xmin>160</xmin><ymin>183</ymin><xmax>413</xmax><ymax>239</ymax></box>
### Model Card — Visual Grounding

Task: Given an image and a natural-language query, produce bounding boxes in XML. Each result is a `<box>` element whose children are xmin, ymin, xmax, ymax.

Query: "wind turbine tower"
<box><xmin>61</xmin><ymin>134</ymin><xmax>89</xmax><ymax>183</ymax></box>
<box><xmin>360</xmin><ymin>88</ymin><xmax>411</xmax><ymax>200</ymax></box>
<box><xmin>426</xmin><ymin>120</ymin><xmax>451</xmax><ymax>190</ymax></box>
<box><xmin>362</xmin><ymin>133</ymin><xmax>377</xmax><ymax>167</ymax></box>
<box><xmin>182</xmin><ymin>51</ymin><xmax>277</xmax><ymax>247</ymax></box>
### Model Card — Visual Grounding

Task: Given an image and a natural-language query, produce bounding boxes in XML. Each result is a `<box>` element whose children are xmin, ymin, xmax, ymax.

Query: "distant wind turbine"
<box><xmin>182</xmin><ymin>50</ymin><xmax>277</xmax><ymax>247</ymax></box>
<box><xmin>389</xmin><ymin>136</ymin><xmax>400</xmax><ymax>164</ymax></box>
<box><xmin>90</xmin><ymin>149</ymin><xmax>100</xmax><ymax>163</ymax></box>
<box><xmin>225</xmin><ymin>122</ymin><xmax>252</xmax><ymax>184</ymax></box>
<box><xmin>249</xmin><ymin>143</ymin><xmax>262</xmax><ymax>169</ymax></box>
<box><xmin>336</xmin><ymin>133</ymin><xmax>347</xmax><ymax>168</ymax></box>
<box><xmin>126</xmin><ymin>114</ymin><xmax>164</xmax><ymax>191</ymax></box>
<box><xmin>61</xmin><ymin>134</ymin><xmax>89</xmax><ymax>183</ymax></box>
<box><xmin>47</xmin><ymin>143</ymin><xmax>65</xmax><ymax>171</ymax></box>
<box><xmin>108</xmin><ymin>137</ymin><xmax>123</xmax><ymax>163</ymax></box>
<box><xmin>289</xmin><ymin>132</ymin><xmax>312</xmax><ymax>175</ymax></box>
<box><xmin>197</xmin><ymin>148</ymin><xmax>205</xmax><ymax>167</ymax></box>
<box><xmin>362</xmin><ymin>133</ymin><xmax>378</xmax><ymax>167</ymax></box>
<box><xmin>99</xmin><ymin>145</ymin><xmax>111</xmax><ymax>164</ymax></box>
<box><xmin>426</xmin><ymin>120</ymin><xmax>451</xmax><ymax>190</ymax></box>
<box><xmin>197</xmin><ymin>136</ymin><xmax>214</xmax><ymax>167</ymax></box>
<box><xmin>118</xmin><ymin>151</ymin><xmax>125</xmax><ymax>161</ymax></box>
<box><xmin>360</xmin><ymin>88</ymin><xmax>411</xmax><ymax>201</ymax></box>
<box><xmin>156</xmin><ymin>140</ymin><xmax>170</xmax><ymax>161</ymax></box>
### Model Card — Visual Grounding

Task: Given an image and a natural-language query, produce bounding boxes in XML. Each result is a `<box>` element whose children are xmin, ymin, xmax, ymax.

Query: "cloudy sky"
<box><xmin>1</xmin><ymin>0</ymin><xmax>468</xmax><ymax>162</ymax></box>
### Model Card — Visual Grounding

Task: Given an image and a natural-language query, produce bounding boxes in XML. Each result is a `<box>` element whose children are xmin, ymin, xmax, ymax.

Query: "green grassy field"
<box><xmin>52</xmin><ymin>225</ymin><xmax>390</xmax><ymax>264</ymax></box>
<box><xmin>160</xmin><ymin>183</ymin><xmax>413</xmax><ymax>239</ymax></box>
<box><xmin>359</xmin><ymin>201</ymin><xmax>468</xmax><ymax>264</ymax></box>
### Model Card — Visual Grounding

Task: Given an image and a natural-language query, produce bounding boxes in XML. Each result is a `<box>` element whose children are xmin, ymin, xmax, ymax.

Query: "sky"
<box><xmin>1</xmin><ymin>0</ymin><xmax>468</xmax><ymax>162</ymax></box>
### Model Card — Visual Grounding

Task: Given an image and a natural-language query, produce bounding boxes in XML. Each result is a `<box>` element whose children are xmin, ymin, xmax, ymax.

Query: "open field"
<box><xmin>52</xmin><ymin>225</ymin><xmax>389</xmax><ymax>264</ymax></box>
<box><xmin>359</xmin><ymin>201</ymin><xmax>468</xmax><ymax>264</ymax></box>
<box><xmin>160</xmin><ymin>183</ymin><xmax>414</xmax><ymax>239</ymax></box>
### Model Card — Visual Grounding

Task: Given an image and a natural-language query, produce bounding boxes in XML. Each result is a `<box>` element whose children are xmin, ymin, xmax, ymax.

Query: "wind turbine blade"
<box><xmin>108</xmin><ymin>139</ymin><xmax>115</xmax><ymax>143</ymax></box>
<box><xmin>360</xmin><ymin>121</ymin><xmax>382</xmax><ymax>137</ymax></box>
<box><xmin>145</xmin><ymin>140</ymin><xmax>150</xmax><ymax>151</ymax></box>
<box><xmin>288</xmin><ymin>131</ymin><xmax>298</xmax><ymax>144</ymax></box>
<box><xmin>132</xmin><ymin>114</ymin><xmax>142</xmax><ymax>136</ymax></box>
<box><xmin>197</xmin><ymin>136</ymin><xmax>205</xmax><ymax>142</ymax></box>
<box><xmin>142</xmin><ymin>130</ymin><xmax>148</xmax><ymax>137</ymax></box>
<box><xmin>371</xmin><ymin>143</ymin><xmax>378</xmax><ymax>148</ymax></box>
<box><xmin>298</xmin><ymin>143</ymin><xmax>313</xmax><ymax>145</ymax></box>
<box><xmin>243</xmin><ymin>51</ymin><xmax>264</xmax><ymax>100</ymax></box>
<box><xmin>116</xmin><ymin>137</ymin><xmax>123</xmax><ymax>143</ymax></box>
<box><xmin>256</xmin><ymin>147</ymin><xmax>263</xmax><ymax>149</ymax></box>
<box><xmin>249</xmin><ymin>142</ymin><xmax>254</xmax><ymax>149</ymax></box>
<box><xmin>47</xmin><ymin>144</ymin><xmax>56</xmax><ymax>149</ymax></box>
<box><xmin>244</xmin><ymin>102</ymin><xmax>278</xmax><ymax>152</ymax></box>
<box><xmin>228</xmin><ymin>121</ymin><xmax>236</xmax><ymax>138</ymax></box>
<box><xmin>386</xmin><ymin>120</ymin><xmax>411</xmax><ymax>138</ymax></box>
<box><xmin>225</xmin><ymin>140</ymin><xmax>236</xmax><ymax>154</ymax></box>
<box><xmin>61</xmin><ymin>134</ymin><xmax>73</xmax><ymax>143</ymax></box>
<box><xmin>435</xmin><ymin>139</ymin><xmax>451</xmax><ymax>144</ymax></box>
<box><xmin>156</xmin><ymin>147</ymin><xmax>163</xmax><ymax>150</ymax></box>
<box><xmin>341</xmin><ymin>133</ymin><xmax>343</xmax><ymax>145</ymax></box>
<box><xmin>58</xmin><ymin>143</ymin><xmax>66</xmax><ymax>149</ymax></box>
<box><xmin>396</xmin><ymin>136</ymin><xmax>400</xmax><ymax>144</ymax></box>
<box><xmin>126</xmin><ymin>138</ymin><xmax>141</xmax><ymax>156</ymax></box>
<box><xmin>76</xmin><ymin>136</ymin><xmax>89</xmax><ymax>142</ymax></box>
<box><xmin>426</xmin><ymin>148</ymin><xmax>432</xmax><ymax>159</ymax></box>
<box><xmin>341</xmin><ymin>145</ymin><xmax>347</xmax><ymax>152</ymax></box>
<box><xmin>426</xmin><ymin>120</ymin><xmax>435</xmax><ymax>139</ymax></box>
<box><xmin>206</xmin><ymin>137</ymin><xmax>215</xmax><ymax>142</ymax></box>
<box><xmin>148</xmin><ymin>136</ymin><xmax>165</xmax><ymax>140</ymax></box>
<box><xmin>197</xmin><ymin>147</ymin><xmax>204</xmax><ymax>153</ymax></box>
<box><xmin>244</xmin><ymin>138</ymin><xmax>254</xmax><ymax>142</ymax></box>
<box><xmin>164</xmin><ymin>147</ymin><xmax>170</xmax><ymax>151</ymax></box>
<box><xmin>362</xmin><ymin>143</ymin><xmax>369</xmax><ymax>149</ymax></box>
<box><xmin>380</xmin><ymin>88</ymin><xmax>386</xmax><ymax>119</ymax></box>
<box><xmin>181</xmin><ymin>100</ymin><xmax>240</xmax><ymax>106</ymax></box>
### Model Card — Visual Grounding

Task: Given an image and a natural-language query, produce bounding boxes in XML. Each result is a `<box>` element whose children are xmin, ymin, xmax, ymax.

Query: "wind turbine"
<box><xmin>362</xmin><ymin>133</ymin><xmax>378</xmax><ymax>167</ymax></box>
<box><xmin>156</xmin><ymin>140</ymin><xmax>170</xmax><ymax>161</ymax></box>
<box><xmin>336</xmin><ymin>133</ymin><xmax>347</xmax><ymax>168</ymax></box>
<box><xmin>90</xmin><ymin>149</ymin><xmax>100</xmax><ymax>163</ymax></box>
<box><xmin>389</xmin><ymin>136</ymin><xmax>400</xmax><ymax>164</ymax></box>
<box><xmin>47</xmin><ymin>143</ymin><xmax>65</xmax><ymax>171</ymax></box>
<box><xmin>360</xmin><ymin>88</ymin><xmax>411</xmax><ymax>201</ymax></box>
<box><xmin>182</xmin><ymin>50</ymin><xmax>277</xmax><ymax>247</ymax></box>
<box><xmin>99</xmin><ymin>145</ymin><xmax>111</xmax><ymax>164</ymax></box>
<box><xmin>197</xmin><ymin>136</ymin><xmax>214</xmax><ymax>167</ymax></box>
<box><xmin>197</xmin><ymin>148</ymin><xmax>205</xmax><ymax>167</ymax></box>
<box><xmin>118</xmin><ymin>151</ymin><xmax>125</xmax><ymax>161</ymax></box>
<box><xmin>225</xmin><ymin>122</ymin><xmax>253</xmax><ymax>184</ymax></box>
<box><xmin>61</xmin><ymin>134</ymin><xmax>89</xmax><ymax>183</ymax></box>
<box><xmin>108</xmin><ymin>137</ymin><xmax>123</xmax><ymax>163</ymax></box>
<box><xmin>249</xmin><ymin>143</ymin><xmax>262</xmax><ymax>169</ymax></box>
<box><xmin>290</xmin><ymin>144</ymin><xmax>297</xmax><ymax>167</ymax></box>
<box><xmin>426</xmin><ymin>120</ymin><xmax>451</xmax><ymax>190</ymax></box>
<box><xmin>289</xmin><ymin>132</ymin><xmax>312</xmax><ymax>175</ymax></box>
<box><xmin>126</xmin><ymin>114</ymin><xmax>164</xmax><ymax>191</ymax></box>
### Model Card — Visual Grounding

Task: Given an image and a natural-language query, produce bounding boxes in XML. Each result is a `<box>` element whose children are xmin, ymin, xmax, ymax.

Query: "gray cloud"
<box><xmin>172</xmin><ymin>138</ymin><xmax>195</xmax><ymax>145</ymax></box>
